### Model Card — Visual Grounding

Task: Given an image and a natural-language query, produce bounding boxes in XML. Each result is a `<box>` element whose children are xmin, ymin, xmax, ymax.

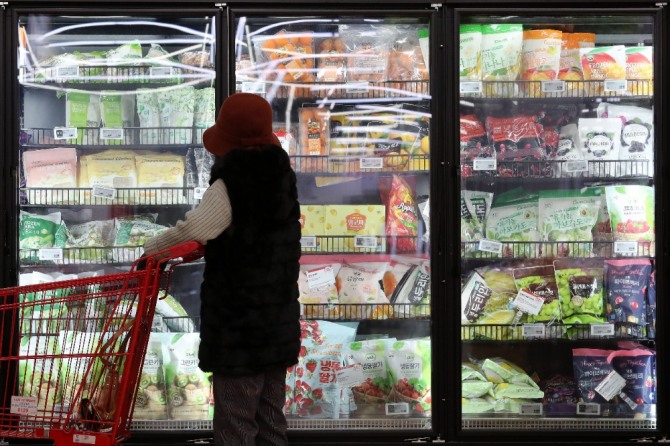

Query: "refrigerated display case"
<box><xmin>456</xmin><ymin>8</ymin><xmax>665</xmax><ymax>440</ymax></box>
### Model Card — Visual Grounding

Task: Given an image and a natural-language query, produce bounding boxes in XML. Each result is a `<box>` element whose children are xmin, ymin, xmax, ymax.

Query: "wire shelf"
<box><xmin>237</xmin><ymin>79</ymin><xmax>430</xmax><ymax>100</ymax></box>
<box><xmin>461</xmin><ymin>240</ymin><xmax>654</xmax><ymax>259</ymax></box>
<box><xmin>20</xmin><ymin>187</ymin><xmax>198</xmax><ymax>206</ymax></box>
<box><xmin>301</xmin><ymin>303</ymin><xmax>430</xmax><ymax>321</ymax></box>
<box><xmin>460</xmin><ymin>159</ymin><xmax>651</xmax><ymax>179</ymax></box>
<box><xmin>301</xmin><ymin>235</ymin><xmax>427</xmax><ymax>255</ymax></box>
<box><xmin>459</xmin><ymin>79</ymin><xmax>653</xmax><ymax>99</ymax></box>
<box><xmin>19</xmin><ymin>65</ymin><xmax>215</xmax><ymax>86</ymax></box>
<box><xmin>462</xmin><ymin>416</ymin><xmax>656</xmax><ymax>430</ymax></box>
<box><xmin>21</xmin><ymin>127</ymin><xmax>207</xmax><ymax>147</ymax></box>
<box><xmin>20</xmin><ymin>246</ymin><xmax>144</xmax><ymax>266</ymax></box>
<box><xmin>461</xmin><ymin>322</ymin><xmax>652</xmax><ymax>341</ymax></box>
<box><xmin>292</xmin><ymin>154</ymin><xmax>429</xmax><ymax>175</ymax></box>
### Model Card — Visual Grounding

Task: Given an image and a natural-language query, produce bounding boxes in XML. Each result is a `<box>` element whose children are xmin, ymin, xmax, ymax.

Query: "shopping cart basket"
<box><xmin>0</xmin><ymin>241</ymin><xmax>204</xmax><ymax>446</ymax></box>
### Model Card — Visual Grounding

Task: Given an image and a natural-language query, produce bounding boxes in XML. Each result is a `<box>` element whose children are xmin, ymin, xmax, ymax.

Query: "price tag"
<box><xmin>541</xmin><ymin>80</ymin><xmax>565</xmax><ymax>93</ymax></box>
<box><xmin>590</xmin><ymin>323</ymin><xmax>615</xmax><ymax>337</ymax></box>
<box><xmin>519</xmin><ymin>402</ymin><xmax>543</xmax><ymax>415</ymax></box>
<box><xmin>56</xmin><ymin>66</ymin><xmax>79</xmax><ymax>78</ymax></box>
<box><xmin>54</xmin><ymin>127</ymin><xmax>78</xmax><ymax>140</ymax></box>
<box><xmin>10</xmin><ymin>396</ymin><xmax>37</xmax><ymax>416</ymax></box>
<box><xmin>300</xmin><ymin>236</ymin><xmax>317</xmax><ymax>249</ymax></box>
<box><xmin>193</xmin><ymin>187</ymin><xmax>207</xmax><ymax>200</ymax></box>
<box><xmin>100</xmin><ymin>128</ymin><xmax>124</xmax><ymax>140</ymax></box>
<box><xmin>460</xmin><ymin>81</ymin><xmax>483</xmax><ymax>94</ymax></box>
<box><xmin>38</xmin><ymin>248</ymin><xmax>63</xmax><ymax>261</ymax></box>
<box><xmin>478</xmin><ymin>239</ymin><xmax>502</xmax><ymax>255</ymax></box>
<box><xmin>513</xmin><ymin>290</ymin><xmax>544</xmax><ymax>316</ymax></box>
<box><xmin>614</xmin><ymin>241</ymin><xmax>638</xmax><ymax>256</ymax></box>
<box><xmin>604</xmin><ymin>79</ymin><xmax>627</xmax><ymax>92</ymax></box>
<box><xmin>335</xmin><ymin>364</ymin><xmax>365</xmax><ymax>388</ymax></box>
<box><xmin>306</xmin><ymin>265</ymin><xmax>336</xmax><ymax>289</ymax></box>
<box><xmin>564</xmin><ymin>160</ymin><xmax>588</xmax><ymax>173</ymax></box>
<box><xmin>595</xmin><ymin>370</ymin><xmax>627</xmax><ymax>401</ymax></box>
<box><xmin>473</xmin><ymin>158</ymin><xmax>496</xmax><ymax>171</ymax></box>
<box><xmin>522</xmin><ymin>323</ymin><xmax>546</xmax><ymax>338</ymax></box>
<box><xmin>150</xmin><ymin>66</ymin><xmax>174</xmax><ymax>77</ymax></box>
<box><xmin>241</xmin><ymin>81</ymin><xmax>266</xmax><ymax>94</ymax></box>
<box><xmin>354</xmin><ymin>236</ymin><xmax>379</xmax><ymax>249</ymax></box>
<box><xmin>91</xmin><ymin>185</ymin><xmax>116</xmax><ymax>200</ymax></box>
<box><xmin>360</xmin><ymin>157</ymin><xmax>384</xmax><ymax>169</ymax></box>
<box><xmin>346</xmin><ymin>82</ymin><xmax>370</xmax><ymax>94</ymax></box>
<box><xmin>385</xmin><ymin>402</ymin><xmax>410</xmax><ymax>416</ymax></box>
<box><xmin>576</xmin><ymin>402</ymin><xmax>601</xmax><ymax>416</ymax></box>
<box><xmin>73</xmin><ymin>434</ymin><xmax>97</xmax><ymax>444</ymax></box>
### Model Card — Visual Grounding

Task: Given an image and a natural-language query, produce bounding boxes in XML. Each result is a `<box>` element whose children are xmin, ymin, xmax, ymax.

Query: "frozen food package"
<box><xmin>255</xmin><ymin>29</ymin><xmax>315</xmax><ymax>85</ymax></box>
<box><xmin>479</xmin><ymin>357</ymin><xmax>539</xmax><ymax>389</ymax></box>
<box><xmin>155</xmin><ymin>292</ymin><xmax>196</xmax><ymax>332</ymax></box>
<box><xmin>418</xmin><ymin>197</ymin><xmax>430</xmax><ymax>244</ymax></box>
<box><xmin>135</xmin><ymin>152</ymin><xmax>186</xmax><ymax>204</ymax></box>
<box><xmin>386</xmin><ymin>175</ymin><xmax>419</xmax><ymax>253</ymax></box>
<box><xmin>552</xmin><ymin>123</ymin><xmax>582</xmax><ymax>177</ymax></box>
<box><xmin>62</xmin><ymin>219</ymin><xmax>115</xmax><ymax>263</ymax></box>
<box><xmin>136</xmin><ymin>89</ymin><xmax>161</xmax><ymax>144</ymax></box>
<box><xmin>99</xmin><ymin>92</ymin><xmax>134</xmax><ymax>145</ymax></box>
<box><xmin>538</xmin><ymin>188</ymin><xmax>601</xmax><ymax>257</ymax></box>
<box><xmin>324</xmin><ymin>205</ymin><xmax>386</xmax><ymax>253</ymax></box>
<box><xmin>113</xmin><ymin>218</ymin><xmax>169</xmax><ymax>262</ymax></box>
<box><xmin>512</xmin><ymin>264</ymin><xmax>560</xmax><ymax>323</ymax></box>
<box><xmin>19</xmin><ymin>210</ymin><xmax>61</xmax><ymax>252</ymax></box>
<box><xmin>580</xmin><ymin>45</ymin><xmax>626</xmax><ymax>95</ymax></box>
<box><xmin>608</xmin><ymin>349</ymin><xmax>656</xmax><ymax>410</ymax></box>
<box><xmin>184</xmin><ymin>148</ymin><xmax>197</xmax><ymax>188</ymax></box>
<box><xmin>316</xmin><ymin>37</ymin><xmax>347</xmax><ymax>82</ymax></box>
<box><xmin>521</xmin><ymin>29</ymin><xmax>562</xmax><ymax>82</ymax></box>
<box><xmin>106</xmin><ymin>41</ymin><xmax>144</xmax><ymax>81</ymax></box>
<box><xmin>572</xmin><ymin>348</ymin><xmax>614</xmax><ymax>404</ymax></box>
<box><xmin>461</xmin><ymin>193</ymin><xmax>484</xmax><ymax>248</ymax></box>
<box><xmin>165</xmin><ymin>333</ymin><xmax>212</xmax><ymax>420</ymax></box>
<box><xmin>485</xmin><ymin>115</ymin><xmax>544</xmax><ymax>159</ymax></box>
<box><xmin>386</xmin><ymin>25</ymin><xmax>429</xmax><ymax>88</ymax></box>
<box><xmin>554</xmin><ymin>258</ymin><xmax>605</xmax><ymax>325</ymax></box>
<box><xmin>344</xmin><ymin>339</ymin><xmax>395</xmax><ymax>415</ymax></box>
<box><xmin>299</xmin><ymin>107</ymin><xmax>329</xmax><ymax>172</ymax></box>
<box><xmin>158</xmin><ymin>86</ymin><xmax>196</xmax><ymax>144</ymax></box>
<box><xmin>558</xmin><ymin>33</ymin><xmax>596</xmax><ymax>92</ymax></box>
<box><xmin>134</xmin><ymin>334</ymin><xmax>169</xmax><ymax>420</ymax></box>
<box><xmin>605</xmin><ymin>259</ymin><xmax>652</xmax><ymax>337</ymax></box>
<box><xmin>387</xmin><ymin>338</ymin><xmax>432</xmax><ymax>417</ymax></box>
<box><xmin>462</xmin><ymin>397</ymin><xmax>494</xmax><ymax>413</ymax></box>
<box><xmin>297</xmin><ymin>263</ymin><xmax>341</xmax><ymax>319</ymax></box>
<box><xmin>339</xmin><ymin>24</ymin><xmax>397</xmax><ymax>83</ymax></box>
<box><xmin>577</xmin><ymin>118</ymin><xmax>622</xmax><ymax>176</ymax></box>
<box><xmin>299</xmin><ymin>205</ymin><xmax>324</xmax><ymax>251</ymax></box>
<box><xmin>484</xmin><ymin>191</ymin><xmax>540</xmax><ymax>258</ymax></box>
<box><xmin>194</xmin><ymin>88</ymin><xmax>216</xmax><ymax>144</ymax></box>
<box><xmin>18</xmin><ymin>335</ymin><xmax>61</xmax><ymax>411</ymax></box>
<box><xmin>459</xmin><ymin>24</ymin><xmax>482</xmax><ymax>81</ymax></box>
<box><xmin>193</xmin><ymin>147</ymin><xmax>215</xmax><ymax>188</ymax></box>
<box><xmin>144</xmin><ymin>43</ymin><xmax>181</xmax><ymax>82</ymax></box>
<box><xmin>481</xmin><ymin>24</ymin><xmax>523</xmax><ymax>95</ymax></box>
<box><xmin>85</xmin><ymin>150</ymin><xmax>138</xmax><ymax>202</ymax></box>
<box><xmin>389</xmin><ymin>263</ymin><xmax>431</xmax><ymax>318</ymax></box>
<box><xmin>293</xmin><ymin>320</ymin><xmax>356</xmax><ymax>419</ymax></box>
<box><xmin>335</xmin><ymin>262</ymin><xmax>390</xmax><ymax>319</ymax></box>
<box><xmin>180</xmin><ymin>51</ymin><xmax>212</xmax><ymax>71</ymax></box>
<box><xmin>65</xmin><ymin>92</ymin><xmax>101</xmax><ymax>144</ymax></box>
<box><xmin>23</xmin><ymin>147</ymin><xmax>78</xmax><ymax>204</ymax></box>
<box><xmin>604</xmin><ymin>185</ymin><xmax>654</xmax><ymax>252</ymax></box>
<box><xmin>597</xmin><ymin>103</ymin><xmax>653</xmax><ymax>177</ymax></box>
<box><xmin>57</xmin><ymin>331</ymin><xmax>105</xmax><ymax>408</ymax></box>
<box><xmin>647</xmin><ymin>267</ymin><xmax>656</xmax><ymax>339</ymax></box>
<box><xmin>625</xmin><ymin>46</ymin><xmax>653</xmax><ymax>95</ymax></box>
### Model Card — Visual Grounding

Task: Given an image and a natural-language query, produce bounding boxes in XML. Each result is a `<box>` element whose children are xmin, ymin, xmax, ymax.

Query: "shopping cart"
<box><xmin>0</xmin><ymin>241</ymin><xmax>204</xmax><ymax>446</ymax></box>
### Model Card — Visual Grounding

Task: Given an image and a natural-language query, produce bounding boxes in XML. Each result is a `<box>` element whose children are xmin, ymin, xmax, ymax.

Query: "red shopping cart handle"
<box><xmin>131</xmin><ymin>240</ymin><xmax>205</xmax><ymax>272</ymax></box>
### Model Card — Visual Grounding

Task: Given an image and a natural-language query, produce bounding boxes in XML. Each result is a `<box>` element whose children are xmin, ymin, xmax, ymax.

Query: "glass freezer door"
<box><xmin>234</xmin><ymin>12</ymin><xmax>433</xmax><ymax>433</ymax></box>
<box><xmin>15</xmin><ymin>11</ymin><xmax>216</xmax><ymax>428</ymax></box>
<box><xmin>458</xmin><ymin>11</ymin><xmax>659</xmax><ymax>434</ymax></box>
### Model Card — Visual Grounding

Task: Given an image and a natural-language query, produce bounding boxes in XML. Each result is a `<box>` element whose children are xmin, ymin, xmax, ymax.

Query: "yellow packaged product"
<box><xmin>626</xmin><ymin>46</ymin><xmax>653</xmax><ymax>95</ymax></box>
<box><xmin>85</xmin><ymin>150</ymin><xmax>137</xmax><ymax>203</ymax></box>
<box><xmin>558</xmin><ymin>33</ymin><xmax>596</xmax><ymax>94</ymax></box>
<box><xmin>135</xmin><ymin>153</ymin><xmax>186</xmax><ymax>204</ymax></box>
<box><xmin>299</xmin><ymin>205</ymin><xmax>324</xmax><ymax>251</ymax></box>
<box><xmin>521</xmin><ymin>29</ymin><xmax>562</xmax><ymax>97</ymax></box>
<box><xmin>581</xmin><ymin>45</ymin><xmax>626</xmax><ymax>95</ymax></box>
<box><xmin>324</xmin><ymin>205</ymin><xmax>386</xmax><ymax>253</ymax></box>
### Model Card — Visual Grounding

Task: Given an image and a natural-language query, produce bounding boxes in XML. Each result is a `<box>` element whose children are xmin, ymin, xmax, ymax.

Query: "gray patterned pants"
<box><xmin>212</xmin><ymin>368</ymin><xmax>288</xmax><ymax>446</ymax></box>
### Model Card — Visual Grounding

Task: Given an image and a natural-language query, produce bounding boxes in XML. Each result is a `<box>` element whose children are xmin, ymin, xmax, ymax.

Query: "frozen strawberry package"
<box><xmin>344</xmin><ymin>338</ymin><xmax>396</xmax><ymax>415</ymax></box>
<box><xmin>387</xmin><ymin>337</ymin><xmax>432</xmax><ymax>416</ymax></box>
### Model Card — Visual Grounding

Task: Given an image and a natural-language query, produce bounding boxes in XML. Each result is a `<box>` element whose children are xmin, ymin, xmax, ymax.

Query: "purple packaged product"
<box><xmin>608</xmin><ymin>349</ymin><xmax>656</xmax><ymax>407</ymax></box>
<box><xmin>605</xmin><ymin>259</ymin><xmax>652</xmax><ymax>337</ymax></box>
<box><xmin>572</xmin><ymin>348</ymin><xmax>614</xmax><ymax>404</ymax></box>
<box><xmin>647</xmin><ymin>267</ymin><xmax>656</xmax><ymax>339</ymax></box>
<box><xmin>541</xmin><ymin>374</ymin><xmax>580</xmax><ymax>417</ymax></box>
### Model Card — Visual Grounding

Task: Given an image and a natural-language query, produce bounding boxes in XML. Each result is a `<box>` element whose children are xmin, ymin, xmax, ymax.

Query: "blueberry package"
<box><xmin>607</xmin><ymin>349</ymin><xmax>656</xmax><ymax>410</ymax></box>
<box><xmin>647</xmin><ymin>264</ymin><xmax>656</xmax><ymax>339</ymax></box>
<box><xmin>572</xmin><ymin>348</ymin><xmax>614</xmax><ymax>404</ymax></box>
<box><xmin>605</xmin><ymin>259</ymin><xmax>652</xmax><ymax>337</ymax></box>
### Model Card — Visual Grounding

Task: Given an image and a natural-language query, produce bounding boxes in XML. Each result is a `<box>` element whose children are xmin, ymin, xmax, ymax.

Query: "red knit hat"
<box><xmin>203</xmin><ymin>93</ymin><xmax>280</xmax><ymax>157</ymax></box>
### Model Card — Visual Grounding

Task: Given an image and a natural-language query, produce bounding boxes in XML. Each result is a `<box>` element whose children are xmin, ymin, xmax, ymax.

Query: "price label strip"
<box><xmin>354</xmin><ymin>235</ymin><xmax>379</xmax><ymax>249</ymax></box>
<box><xmin>541</xmin><ymin>80</ymin><xmax>565</xmax><ymax>93</ymax></box>
<box><xmin>576</xmin><ymin>402</ymin><xmax>601</xmax><ymax>416</ymax></box>
<box><xmin>522</xmin><ymin>323</ymin><xmax>546</xmax><ymax>339</ymax></box>
<box><xmin>614</xmin><ymin>241</ymin><xmax>638</xmax><ymax>256</ymax></box>
<box><xmin>242</xmin><ymin>81</ymin><xmax>267</xmax><ymax>94</ymax></box>
<box><xmin>92</xmin><ymin>185</ymin><xmax>116</xmax><ymax>200</ymax></box>
<box><xmin>460</xmin><ymin>81</ymin><xmax>483</xmax><ymax>94</ymax></box>
<box><xmin>150</xmin><ymin>66</ymin><xmax>174</xmax><ymax>77</ymax></box>
<box><xmin>38</xmin><ymin>248</ymin><xmax>63</xmax><ymax>262</ymax></box>
<box><xmin>306</xmin><ymin>265</ymin><xmax>336</xmax><ymax>289</ymax></box>
<box><xmin>513</xmin><ymin>290</ymin><xmax>544</xmax><ymax>316</ymax></box>
<box><xmin>473</xmin><ymin>157</ymin><xmax>496</xmax><ymax>171</ymax></box>
<box><xmin>564</xmin><ymin>160</ymin><xmax>588</xmax><ymax>173</ymax></box>
<box><xmin>10</xmin><ymin>396</ymin><xmax>38</xmax><ymax>416</ymax></box>
<box><xmin>346</xmin><ymin>81</ymin><xmax>370</xmax><ymax>94</ymax></box>
<box><xmin>300</xmin><ymin>236</ymin><xmax>317</xmax><ymax>249</ymax></box>
<box><xmin>519</xmin><ymin>402</ymin><xmax>543</xmax><ymax>416</ymax></box>
<box><xmin>335</xmin><ymin>364</ymin><xmax>365</xmax><ymax>388</ymax></box>
<box><xmin>56</xmin><ymin>66</ymin><xmax>80</xmax><ymax>79</ymax></box>
<box><xmin>604</xmin><ymin>79</ymin><xmax>628</xmax><ymax>93</ymax></box>
<box><xmin>73</xmin><ymin>434</ymin><xmax>97</xmax><ymax>444</ymax></box>
<box><xmin>385</xmin><ymin>402</ymin><xmax>410</xmax><ymax>416</ymax></box>
<box><xmin>53</xmin><ymin>127</ymin><xmax>78</xmax><ymax>140</ymax></box>
<box><xmin>478</xmin><ymin>239</ymin><xmax>502</xmax><ymax>256</ymax></box>
<box><xmin>100</xmin><ymin>128</ymin><xmax>124</xmax><ymax>140</ymax></box>
<box><xmin>360</xmin><ymin>157</ymin><xmax>384</xmax><ymax>169</ymax></box>
<box><xmin>590</xmin><ymin>323</ymin><xmax>615</xmax><ymax>337</ymax></box>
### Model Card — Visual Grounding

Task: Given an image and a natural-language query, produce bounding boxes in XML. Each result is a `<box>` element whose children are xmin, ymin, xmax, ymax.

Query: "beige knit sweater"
<box><xmin>142</xmin><ymin>179</ymin><xmax>232</xmax><ymax>256</ymax></box>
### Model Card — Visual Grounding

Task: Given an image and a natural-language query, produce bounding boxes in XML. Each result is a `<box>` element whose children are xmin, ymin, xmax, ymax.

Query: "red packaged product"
<box><xmin>386</xmin><ymin>175</ymin><xmax>419</xmax><ymax>253</ymax></box>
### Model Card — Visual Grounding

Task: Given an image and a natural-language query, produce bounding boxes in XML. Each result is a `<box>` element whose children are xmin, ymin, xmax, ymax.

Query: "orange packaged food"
<box><xmin>316</xmin><ymin>37</ymin><xmax>347</xmax><ymax>83</ymax></box>
<box><xmin>521</xmin><ymin>29</ymin><xmax>562</xmax><ymax>81</ymax></box>
<box><xmin>626</xmin><ymin>46</ymin><xmax>653</xmax><ymax>95</ymax></box>
<box><xmin>386</xmin><ymin>28</ymin><xmax>429</xmax><ymax>91</ymax></box>
<box><xmin>340</xmin><ymin>24</ymin><xmax>396</xmax><ymax>83</ymax></box>
<box><xmin>259</xmin><ymin>30</ymin><xmax>316</xmax><ymax>84</ymax></box>
<box><xmin>386</xmin><ymin>175</ymin><xmax>419</xmax><ymax>253</ymax></box>
<box><xmin>299</xmin><ymin>107</ymin><xmax>329</xmax><ymax>172</ymax></box>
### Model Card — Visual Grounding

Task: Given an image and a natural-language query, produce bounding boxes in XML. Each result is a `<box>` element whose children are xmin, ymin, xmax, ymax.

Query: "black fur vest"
<box><xmin>198</xmin><ymin>145</ymin><xmax>302</xmax><ymax>376</ymax></box>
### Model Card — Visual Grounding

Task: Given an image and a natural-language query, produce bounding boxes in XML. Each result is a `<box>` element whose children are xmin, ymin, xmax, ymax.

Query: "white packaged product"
<box><xmin>577</xmin><ymin>118</ymin><xmax>622</xmax><ymax>177</ymax></box>
<box><xmin>158</xmin><ymin>86</ymin><xmax>196</xmax><ymax>144</ymax></box>
<box><xmin>194</xmin><ymin>88</ymin><xmax>216</xmax><ymax>144</ymax></box>
<box><xmin>136</xmin><ymin>89</ymin><xmax>161</xmax><ymax>144</ymax></box>
<box><xmin>23</xmin><ymin>147</ymin><xmax>78</xmax><ymax>204</ymax></box>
